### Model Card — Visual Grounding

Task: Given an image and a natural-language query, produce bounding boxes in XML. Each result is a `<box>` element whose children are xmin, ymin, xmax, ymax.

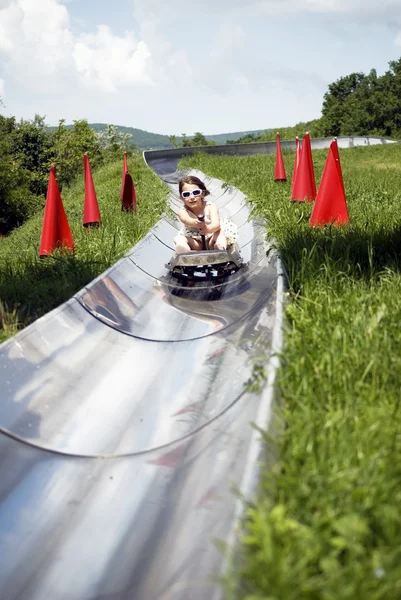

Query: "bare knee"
<box><xmin>174</xmin><ymin>235</ymin><xmax>191</xmax><ymax>254</ymax></box>
<box><xmin>215</xmin><ymin>232</ymin><xmax>227</xmax><ymax>251</ymax></box>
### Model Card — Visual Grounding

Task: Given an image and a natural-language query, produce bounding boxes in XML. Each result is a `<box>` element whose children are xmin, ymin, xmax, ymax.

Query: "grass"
<box><xmin>2</xmin><ymin>140</ymin><xmax>401</xmax><ymax>597</ymax></box>
<box><xmin>179</xmin><ymin>143</ymin><xmax>401</xmax><ymax>599</ymax></box>
<box><xmin>0</xmin><ymin>154</ymin><xmax>168</xmax><ymax>343</ymax></box>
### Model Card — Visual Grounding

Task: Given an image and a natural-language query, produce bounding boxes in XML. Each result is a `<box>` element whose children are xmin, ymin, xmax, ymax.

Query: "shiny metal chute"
<box><xmin>0</xmin><ymin>136</ymin><xmax>393</xmax><ymax>600</ymax></box>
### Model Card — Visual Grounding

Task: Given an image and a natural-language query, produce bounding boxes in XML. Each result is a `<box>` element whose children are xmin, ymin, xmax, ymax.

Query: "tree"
<box><xmin>320</xmin><ymin>72</ymin><xmax>366</xmax><ymax>136</ymax></box>
<box><xmin>172</xmin><ymin>131</ymin><xmax>216</xmax><ymax>147</ymax></box>
<box><xmin>191</xmin><ymin>132</ymin><xmax>209</xmax><ymax>146</ymax></box>
<box><xmin>320</xmin><ymin>59</ymin><xmax>401</xmax><ymax>138</ymax></box>
<box><xmin>96</xmin><ymin>124</ymin><xmax>134</xmax><ymax>156</ymax></box>
<box><xmin>11</xmin><ymin>115</ymin><xmax>53</xmax><ymax>197</ymax></box>
<box><xmin>168</xmin><ymin>135</ymin><xmax>180</xmax><ymax>148</ymax></box>
<box><xmin>0</xmin><ymin>115</ymin><xmax>38</xmax><ymax>234</ymax></box>
<box><xmin>51</xmin><ymin>119</ymin><xmax>103</xmax><ymax>188</ymax></box>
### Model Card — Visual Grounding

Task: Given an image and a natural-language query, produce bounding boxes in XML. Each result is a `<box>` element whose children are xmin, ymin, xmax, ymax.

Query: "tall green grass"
<box><xmin>0</xmin><ymin>155</ymin><xmax>167</xmax><ymax>343</ymax></box>
<box><xmin>180</xmin><ymin>144</ymin><xmax>401</xmax><ymax>599</ymax></box>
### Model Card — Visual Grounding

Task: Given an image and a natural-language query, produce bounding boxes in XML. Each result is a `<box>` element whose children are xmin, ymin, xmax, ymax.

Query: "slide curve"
<box><xmin>0</xmin><ymin>136</ymin><xmax>394</xmax><ymax>600</ymax></box>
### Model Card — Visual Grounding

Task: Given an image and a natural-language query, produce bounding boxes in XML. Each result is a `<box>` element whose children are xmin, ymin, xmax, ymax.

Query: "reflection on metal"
<box><xmin>0</xmin><ymin>136</ymin><xmax>394</xmax><ymax>600</ymax></box>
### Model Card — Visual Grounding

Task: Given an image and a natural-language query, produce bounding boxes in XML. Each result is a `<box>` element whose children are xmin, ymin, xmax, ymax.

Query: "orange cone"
<box><xmin>331</xmin><ymin>137</ymin><xmax>346</xmax><ymax>198</ymax></box>
<box><xmin>291</xmin><ymin>137</ymin><xmax>301</xmax><ymax>196</ymax></box>
<box><xmin>310</xmin><ymin>139</ymin><xmax>349</xmax><ymax>226</ymax></box>
<box><xmin>120</xmin><ymin>152</ymin><xmax>129</xmax><ymax>199</ymax></box>
<box><xmin>304</xmin><ymin>132</ymin><xmax>317</xmax><ymax>198</ymax></box>
<box><xmin>274</xmin><ymin>132</ymin><xmax>287</xmax><ymax>182</ymax></box>
<box><xmin>39</xmin><ymin>169</ymin><xmax>74</xmax><ymax>256</ymax></box>
<box><xmin>121</xmin><ymin>171</ymin><xmax>137</xmax><ymax>213</ymax></box>
<box><xmin>83</xmin><ymin>154</ymin><xmax>101</xmax><ymax>228</ymax></box>
<box><xmin>291</xmin><ymin>132</ymin><xmax>316</xmax><ymax>202</ymax></box>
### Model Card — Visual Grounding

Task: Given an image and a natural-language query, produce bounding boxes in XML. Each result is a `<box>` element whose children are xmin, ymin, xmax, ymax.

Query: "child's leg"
<box><xmin>174</xmin><ymin>234</ymin><xmax>203</xmax><ymax>254</ymax></box>
<box><xmin>208</xmin><ymin>230</ymin><xmax>227</xmax><ymax>251</ymax></box>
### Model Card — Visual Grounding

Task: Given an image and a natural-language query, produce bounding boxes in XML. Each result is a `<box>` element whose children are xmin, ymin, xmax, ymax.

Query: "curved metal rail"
<box><xmin>0</xmin><ymin>136</ymin><xmax>394</xmax><ymax>600</ymax></box>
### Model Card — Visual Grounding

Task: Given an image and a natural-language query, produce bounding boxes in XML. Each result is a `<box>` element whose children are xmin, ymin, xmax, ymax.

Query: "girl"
<box><xmin>174</xmin><ymin>175</ymin><xmax>238</xmax><ymax>254</ymax></box>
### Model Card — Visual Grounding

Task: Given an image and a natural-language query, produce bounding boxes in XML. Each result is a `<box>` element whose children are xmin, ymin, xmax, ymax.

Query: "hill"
<box><xmin>47</xmin><ymin>123</ymin><xmax>273</xmax><ymax>149</ymax></box>
<box><xmin>90</xmin><ymin>124</ymin><xmax>273</xmax><ymax>149</ymax></box>
<box><xmin>204</xmin><ymin>129</ymin><xmax>272</xmax><ymax>145</ymax></box>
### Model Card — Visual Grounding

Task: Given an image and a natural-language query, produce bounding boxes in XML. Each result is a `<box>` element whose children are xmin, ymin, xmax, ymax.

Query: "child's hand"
<box><xmin>195</xmin><ymin>219</ymin><xmax>207</xmax><ymax>233</ymax></box>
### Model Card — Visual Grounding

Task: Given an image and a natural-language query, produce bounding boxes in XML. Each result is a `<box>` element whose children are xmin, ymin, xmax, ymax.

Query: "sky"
<box><xmin>0</xmin><ymin>0</ymin><xmax>400</xmax><ymax>136</ymax></box>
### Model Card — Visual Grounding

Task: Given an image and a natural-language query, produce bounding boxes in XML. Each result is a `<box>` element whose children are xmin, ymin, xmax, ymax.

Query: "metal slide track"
<box><xmin>0</xmin><ymin>136</ymin><xmax>394</xmax><ymax>600</ymax></box>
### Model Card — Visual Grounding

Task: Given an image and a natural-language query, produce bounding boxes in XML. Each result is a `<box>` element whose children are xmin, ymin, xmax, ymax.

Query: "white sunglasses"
<box><xmin>181</xmin><ymin>189</ymin><xmax>203</xmax><ymax>198</ymax></box>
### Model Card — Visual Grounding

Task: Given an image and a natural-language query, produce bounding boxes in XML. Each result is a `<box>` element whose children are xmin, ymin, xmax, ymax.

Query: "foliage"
<box><xmin>96</xmin><ymin>124</ymin><xmax>135</xmax><ymax>157</ymax></box>
<box><xmin>11</xmin><ymin>114</ymin><xmax>53</xmax><ymax>196</ymax></box>
<box><xmin>50</xmin><ymin>119</ymin><xmax>103</xmax><ymax>188</ymax></box>
<box><xmin>320</xmin><ymin>58</ymin><xmax>401</xmax><ymax>138</ymax></box>
<box><xmin>227</xmin><ymin>120</ymin><xmax>325</xmax><ymax>144</ymax></box>
<box><xmin>180</xmin><ymin>144</ymin><xmax>401</xmax><ymax>599</ymax></box>
<box><xmin>0</xmin><ymin>115</ymin><xmax>40</xmax><ymax>234</ymax></box>
<box><xmin>169</xmin><ymin>131</ymin><xmax>217</xmax><ymax>147</ymax></box>
<box><xmin>0</xmin><ymin>115</ymin><xmax>113</xmax><ymax>234</ymax></box>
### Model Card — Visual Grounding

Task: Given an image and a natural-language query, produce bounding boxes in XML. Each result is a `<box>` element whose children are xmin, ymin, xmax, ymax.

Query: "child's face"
<box><xmin>181</xmin><ymin>183</ymin><xmax>205</xmax><ymax>209</ymax></box>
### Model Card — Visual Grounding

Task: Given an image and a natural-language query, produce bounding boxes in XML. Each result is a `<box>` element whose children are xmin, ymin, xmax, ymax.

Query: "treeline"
<box><xmin>168</xmin><ymin>131</ymin><xmax>216</xmax><ymax>148</ymax></box>
<box><xmin>230</xmin><ymin>57</ymin><xmax>401</xmax><ymax>144</ymax></box>
<box><xmin>226</xmin><ymin>118</ymin><xmax>323</xmax><ymax>145</ymax></box>
<box><xmin>0</xmin><ymin>115</ymin><xmax>132</xmax><ymax>235</ymax></box>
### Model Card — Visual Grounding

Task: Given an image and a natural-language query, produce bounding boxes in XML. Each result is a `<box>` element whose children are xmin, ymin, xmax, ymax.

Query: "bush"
<box><xmin>50</xmin><ymin>119</ymin><xmax>103</xmax><ymax>188</ymax></box>
<box><xmin>0</xmin><ymin>116</ymin><xmax>42</xmax><ymax>234</ymax></box>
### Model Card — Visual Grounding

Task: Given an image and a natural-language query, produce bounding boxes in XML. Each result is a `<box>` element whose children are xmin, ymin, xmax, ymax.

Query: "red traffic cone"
<box><xmin>331</xmin><ymin>137</ymin><xmax>346</xmax><ymax>198</ymax></box>
<box><xmin>39</xmin><ymin>169</ymin><xmax>74</xmax><ymax>256</ymax></box>
<box><xmin>121</xmin><ymin>171</ymin><xmax>137</xmax><ymax>213</ymax></box>
<box><xmin>310</xmin><ymin>139</ymin><xmax>349</xmax><ymax>226</ymax></box>
<box><xmin>274</xmin><ymin>132</ymin><xmax>287</xmax><ymax>182</ymax></box>
<box><xmin>291</xmin><ymin>132</ymin><xmax>316</xmax><ymax>202</ymax></box>
<box><xmin>50</xmin><ymin>162</ymin><xmax>56</xmax><ymax>177</ymax></box>
<box><xmin>291</xmin><ymin>137</ymin><xmax>301</xmax><ymax>195</ymax></box>
<box><xmin>304</xmin><ymin>132</ymin><xmax>317</xmax><ymax>198</ymax></box>
<box><xmin>83</xmin><ymin>154</ymin><xmax>101</xmax><ymax>228</ymax></box>
<box><xmin>120</xmin><ymin>152</ymin><xmax>129</xmax><ymax>199</ymax></box>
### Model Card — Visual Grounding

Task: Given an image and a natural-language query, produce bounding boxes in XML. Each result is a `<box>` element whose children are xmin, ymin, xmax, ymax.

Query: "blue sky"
<box><xmin>0</xmin><ymin>0</ymin><xmax>400</xmax><ymax>136</ymax></box>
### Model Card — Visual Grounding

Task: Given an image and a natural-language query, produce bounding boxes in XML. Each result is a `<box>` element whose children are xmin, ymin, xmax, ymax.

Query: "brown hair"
<box><xmin>178</xmin><ymin>175</ymin><xmax>210</xmax><ymax>197</ymax></box>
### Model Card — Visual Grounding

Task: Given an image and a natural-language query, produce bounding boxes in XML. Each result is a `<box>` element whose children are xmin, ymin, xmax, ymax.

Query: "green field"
<box><xmin>179</xmin><ymin>144</ymin><xmax>401</xmax><ymax>599</ymax></box>
<box><xmin>2</xmin><ymin>142</ymin><xmax>401</xmax><ymax>598</ymax></box>
<box><xmin>0</xmin><ymin>154</ymin><xmax>168</xmax><ymax>343</ymax></box>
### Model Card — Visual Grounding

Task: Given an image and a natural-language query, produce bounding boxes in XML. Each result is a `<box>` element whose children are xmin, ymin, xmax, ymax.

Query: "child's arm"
<box><xmin>202</xmin><ymin>203</ymin><xmax>220</xmax><ymax>234</ymax></box>
<box><xmin>178</xmin><ymin>208</ymin><xmax>203</xmax><ymax>229</ymax></box>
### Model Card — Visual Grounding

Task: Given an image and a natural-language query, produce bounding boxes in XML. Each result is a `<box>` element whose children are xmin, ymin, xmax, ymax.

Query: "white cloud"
<box><xmin>0</xmin><ymin>0</ymin><xmax>154</xmax><ymax>93</ymax></box>
<box><xmin>210</xmin><ymin>23</ymin><xmax>246</xmax><ymax>63</ymax></box>
<box><xmin>0</xmin><ymin>0</ymin><xmax>22</xmax><ymax>52</ymax></box>
<box><xmin>0</xmin><ymin>78</ymin><xmax>4</xmax><ymax>95</ymax></box>
<box><xmin>205</xmin><ymin>20</ymin><xmax>326</xmax><ymax>97</ymax></box>
<box><xmin>73</xmin><ymin>26</ymin><xmax>153</xmax><ymax>92</ymax></box>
